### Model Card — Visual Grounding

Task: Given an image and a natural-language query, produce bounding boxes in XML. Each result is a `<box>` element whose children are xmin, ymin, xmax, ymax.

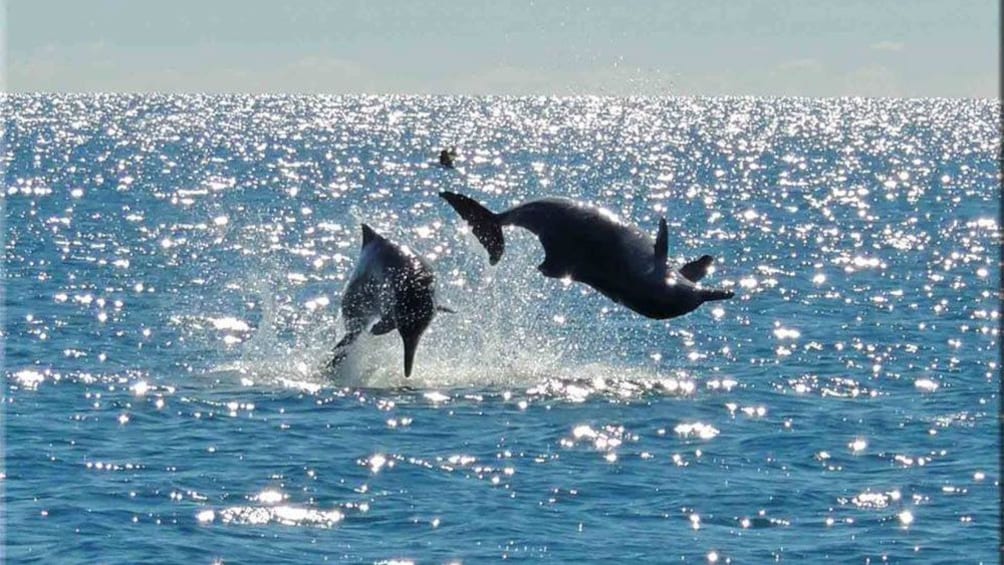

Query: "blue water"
<box><xmin>3</xmin><ymin>94</ymin><xmax>1000</xmax><ymax>563</ymax></box>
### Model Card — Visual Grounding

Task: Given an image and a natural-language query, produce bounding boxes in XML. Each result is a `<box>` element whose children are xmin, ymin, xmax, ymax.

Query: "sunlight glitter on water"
<box><xmin>674</xmin><ymin>422</ymin><xmax>720</xmax><ymax>440</ymax></box>
<box><xmin>213</xmin><ymin>505</ymin><xmax>345</xmax><ymax>528</ymax></box>
<box><xmin>4</xmin><ymin>94</ymin><xmax>999</xmax><ymax>563</ymax></box>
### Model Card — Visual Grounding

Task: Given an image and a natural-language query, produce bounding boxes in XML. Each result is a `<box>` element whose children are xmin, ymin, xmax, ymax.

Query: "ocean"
<box><xmin>2</xmin><ymin>94</ymin><xmax>1000</xmax><ymax>563</ymax></box>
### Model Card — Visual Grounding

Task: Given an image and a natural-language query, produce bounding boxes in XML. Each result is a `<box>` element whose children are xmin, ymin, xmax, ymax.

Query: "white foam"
<box><xmin>205</xmin><ymin>239</ymin><xmax>695</xmax><ymax>395</ymax></box>
<box><xmin>208</xmin><ymin>317</ymin><xmax>251</xmax><ymax>332</ymax></box>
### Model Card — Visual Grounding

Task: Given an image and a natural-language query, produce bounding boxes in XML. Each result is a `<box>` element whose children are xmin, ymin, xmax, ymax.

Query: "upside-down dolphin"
<box><xmin>440</xmin><ymin>191</ymin><xmax>734</xmax><ymax>320</ymax></box>
<box><xmin>327</xmin><ymin>224</ymin><xmax>450</xmax><ymax>377</ymax></box>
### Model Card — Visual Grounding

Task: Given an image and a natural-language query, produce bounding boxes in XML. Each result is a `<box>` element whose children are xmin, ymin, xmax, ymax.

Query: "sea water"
<box><xmin>3</xmin><ymin>94</ymin><xmax>1000</xmax><ymax>563</ymax></box>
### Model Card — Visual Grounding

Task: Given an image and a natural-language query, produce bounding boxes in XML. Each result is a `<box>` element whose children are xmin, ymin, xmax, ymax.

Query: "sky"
<box><xmin>2</xmin><ymin>0</ymin><xmax>1000</xmax><ymax>97</ymax></box>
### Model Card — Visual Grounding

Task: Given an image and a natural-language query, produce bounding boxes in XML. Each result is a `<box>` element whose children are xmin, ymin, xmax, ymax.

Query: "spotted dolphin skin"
<box><xmin>440</xmin><ymin>191</ymin><xmax>734</xmax><ymax>320</ymax></box>
<box><xmin>327</xmin><ymin>224</ymin><xmax>449</xmax><ymax>377</ymax></box>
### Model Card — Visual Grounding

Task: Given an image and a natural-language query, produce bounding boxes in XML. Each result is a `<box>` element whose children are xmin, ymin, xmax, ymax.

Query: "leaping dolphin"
<box><xmin>327</xmin><ymin>224</ymin><xmax>450</xmax><ymax>377</ymax></box>
<box><xmin>440</xmin><ymin>191</ymin><xmax>734</xmax><ymax>320</ymax></box>
<box><xmin>438</xmin><ymin>147</ymin><xmax>457</xmax><ymax>169</ymax></box>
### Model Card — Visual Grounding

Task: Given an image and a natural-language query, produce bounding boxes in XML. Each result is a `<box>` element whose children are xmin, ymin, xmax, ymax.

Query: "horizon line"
<box><xmin>3</xmin><ymin>90</ymin><xmax>1000</xmax><ymax>102</ymax></box>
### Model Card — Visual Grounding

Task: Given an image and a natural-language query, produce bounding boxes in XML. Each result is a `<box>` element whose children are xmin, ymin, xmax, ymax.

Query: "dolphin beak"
<box><xmin>701</xmin><ymin>288</ymin><xmax>735</xmax><ymax>302</ymax></box>
<box><xmin>400</xmin><ymin>329</ymin><xmax>422</xmax><ymax>378</ymax></box>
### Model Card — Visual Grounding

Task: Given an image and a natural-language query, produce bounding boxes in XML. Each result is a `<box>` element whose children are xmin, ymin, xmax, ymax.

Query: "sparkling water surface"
<box><xmin>3</xmin><ymin>94</ymin><xmax>1000</xmax><ymax>563</ymax></box>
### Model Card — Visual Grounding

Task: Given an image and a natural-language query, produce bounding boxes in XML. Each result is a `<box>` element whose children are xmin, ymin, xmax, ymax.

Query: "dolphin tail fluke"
<box><xmin>326</xmin><ymin>328</ymin><xmax>362</xmax><ymax>372</ymax></box>
<box><xmin>700</xmin><ymin>288</ymin><xmax>735</xmax><ymax>302</ymax></box>
<box><xmin>439</xmin><ymin>191</ymin><xmax>504</xmax><ymax>265</ymax></box>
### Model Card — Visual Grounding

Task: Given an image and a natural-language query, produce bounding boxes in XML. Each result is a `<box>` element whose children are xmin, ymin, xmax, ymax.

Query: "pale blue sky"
<box><xmin>3</xmin><ymin>0</ymin><xmax>999</xmax><ymax>97</ymax></box>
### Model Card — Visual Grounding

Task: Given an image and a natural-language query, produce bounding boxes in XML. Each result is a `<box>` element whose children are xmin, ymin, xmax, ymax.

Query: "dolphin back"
<box><xmin>440</xmin><ymin>192</ymin><xmax>505</xmax><ymax>265</ymax></box>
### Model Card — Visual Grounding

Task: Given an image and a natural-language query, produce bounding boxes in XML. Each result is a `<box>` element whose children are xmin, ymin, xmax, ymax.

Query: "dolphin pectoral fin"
<box><xmin>680</xmin><ymin>255</ymin><xmax>715</xmax><ymax>282</ymax></box>
<box><xmin>436</xmin><ymin>305</ymin><xmax>456</xmax><ymax>314</ymax></box>
<box><xmin>654</xmin><ymin>218</ymin><xmax>669</xmax><ymax>275</ymax></box>
<box><xmin>370</xmin><ymin>316</ymin><xmax>396</xmax><ymax>336</ymax></box>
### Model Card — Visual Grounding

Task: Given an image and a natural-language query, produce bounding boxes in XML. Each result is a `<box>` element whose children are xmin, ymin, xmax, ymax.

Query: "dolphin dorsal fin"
<box><xmin>654</xmin><ymin>218</ymin><xmax>669</xmax><ymax>274</ymax></box>
<box><xmin>361</xmin><ymin>224</ymin><xmax>379</xmax><ymax>247</ymax></box>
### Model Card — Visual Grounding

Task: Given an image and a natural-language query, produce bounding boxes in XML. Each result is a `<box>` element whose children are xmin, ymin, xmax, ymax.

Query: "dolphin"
<box><xmin>438</xmin><ymin>147</ymin><xmax>457</xmax><ymax>169</ymax></box>
<box><xmin>327</xmin><ymin>224</ymin><xmax>450</xmax><ymax>377</ymax></box>
<box><xmin>439</xmin><ymin>191</ymin><xmax>734</xmax><ymax>320</ymax></box>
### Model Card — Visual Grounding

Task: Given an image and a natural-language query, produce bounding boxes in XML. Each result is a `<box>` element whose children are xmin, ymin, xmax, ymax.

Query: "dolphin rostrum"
<box><xmin>440</xmin><ymin>191</ymin><xmax>734</xmax><ymax>320</ymax></box>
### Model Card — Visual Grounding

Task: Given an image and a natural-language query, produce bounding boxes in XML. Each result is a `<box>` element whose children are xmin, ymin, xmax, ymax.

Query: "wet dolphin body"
<box><xmin>327</xmin><ymin>224</ymin><xmax>448</xmax><ymax>377</ymax></box>
<box><xmin>440</xmin><ymin>191</ymin><xmax>734</xmax><ymax>320</ymax></box>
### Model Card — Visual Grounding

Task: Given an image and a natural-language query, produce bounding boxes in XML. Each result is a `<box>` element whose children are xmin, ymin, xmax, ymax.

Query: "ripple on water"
<box><xmin>2</xmin><ymin>94</ymin><xmax>999</xmax><ymax>563</ymax></box>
